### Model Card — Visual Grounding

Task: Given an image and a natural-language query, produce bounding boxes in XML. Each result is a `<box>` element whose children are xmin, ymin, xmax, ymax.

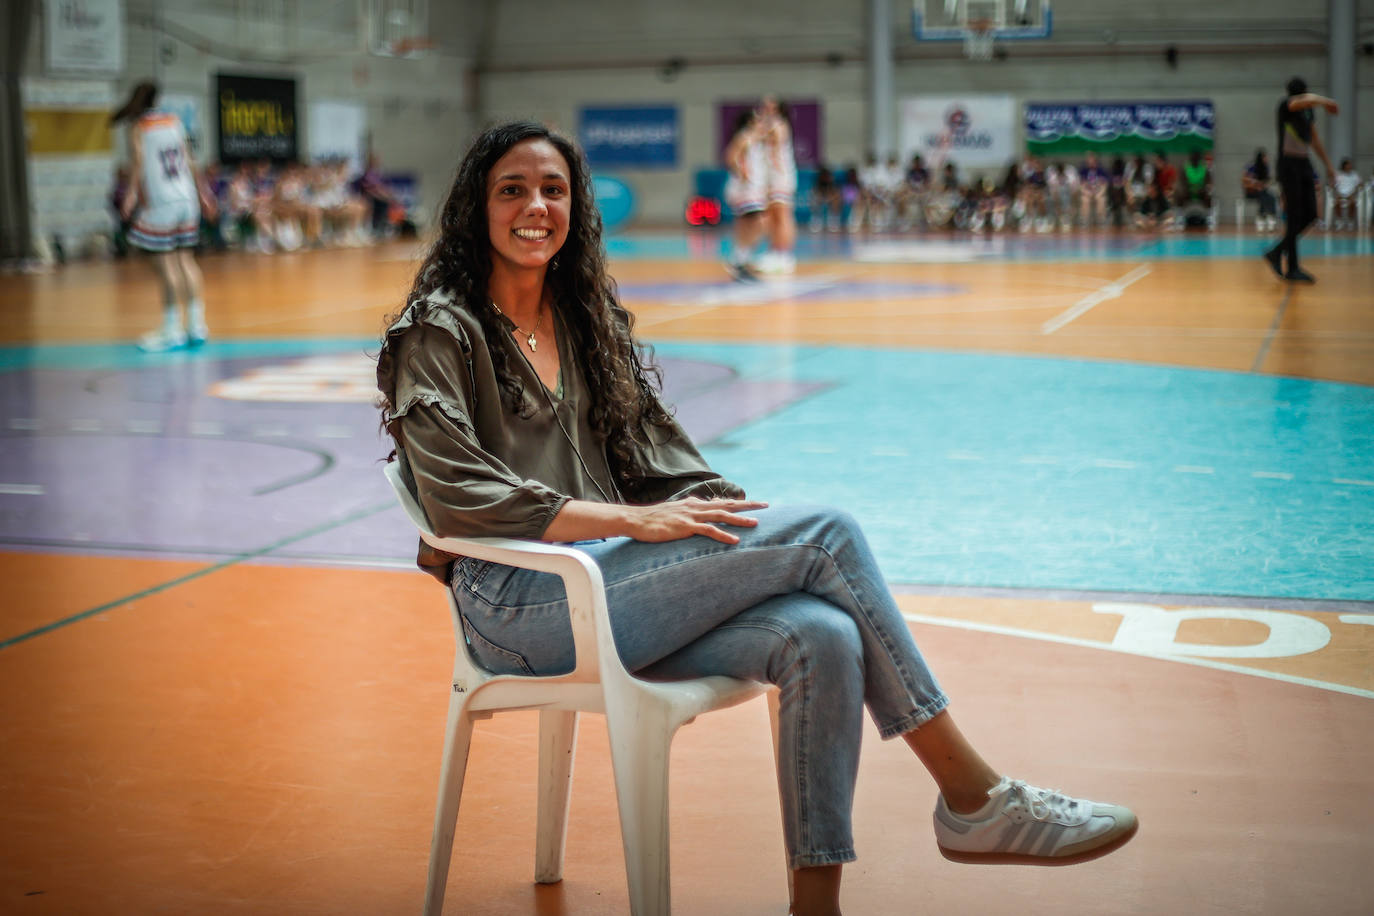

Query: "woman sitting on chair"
<box><xmin>376</xmin><ymin>120</ymin><xmax>1137</xmax><ymax>916</ymax></box>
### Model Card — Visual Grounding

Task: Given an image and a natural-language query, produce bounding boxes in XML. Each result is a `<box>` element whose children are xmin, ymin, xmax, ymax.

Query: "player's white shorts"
<box><xmin>725</xmin><ymin>176</ymin><xmax>767</xmax><ymax>217</ymax></box>
<box><xmin>129</xmin><ymin>198</ymin><xmax>200</xmax><ymax>252</ymax></box>
<box><xmin>767</xmin><ymin>168</ymin><xmax>798</xmax><ymax>205</ymax></box>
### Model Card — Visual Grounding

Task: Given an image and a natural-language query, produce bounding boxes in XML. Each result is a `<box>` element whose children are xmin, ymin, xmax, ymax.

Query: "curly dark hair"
<box><xmin>384</xmin><ymin>119</ymin><xmax>671</xmax><ymax>492</ymax></box>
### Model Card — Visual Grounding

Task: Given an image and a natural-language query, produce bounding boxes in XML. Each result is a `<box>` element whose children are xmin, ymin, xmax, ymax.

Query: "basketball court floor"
<box><xmin>1</xmin><ymin>227</ymin><xmax>1372</xmax><ymax>914</ymax></box>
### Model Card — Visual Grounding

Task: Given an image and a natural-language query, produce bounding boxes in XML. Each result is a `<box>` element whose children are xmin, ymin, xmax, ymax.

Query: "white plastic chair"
<box><xmin>384</xmin><ymin>462</ymin><xmax>782</xmax><ymax>916</ymax></box>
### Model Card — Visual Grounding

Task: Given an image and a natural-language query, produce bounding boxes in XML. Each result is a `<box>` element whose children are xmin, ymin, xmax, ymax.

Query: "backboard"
<box><xmin>913</xmin><ymin>0</ymin><xmax>1053</xmax><ymax>44</ymax></box>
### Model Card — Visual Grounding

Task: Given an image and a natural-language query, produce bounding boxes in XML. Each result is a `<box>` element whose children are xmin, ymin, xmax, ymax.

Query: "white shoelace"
<box><xmin>993</xmin><ymin>779</ymin><xmax>1081</xmax><ymax>822</ymax></box>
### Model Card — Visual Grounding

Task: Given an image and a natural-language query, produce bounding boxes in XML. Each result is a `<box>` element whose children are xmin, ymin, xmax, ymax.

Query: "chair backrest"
<box><xmin>385</xmin><ymin>460</ymin><xmax>435</xmax><ymax>533</ymax></box>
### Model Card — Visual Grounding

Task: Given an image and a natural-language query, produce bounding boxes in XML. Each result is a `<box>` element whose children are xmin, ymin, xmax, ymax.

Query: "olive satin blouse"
<box><xmin>377</xmin><ymin>290</ymin><xmax>745</xmax><ymax>580</ymax></box>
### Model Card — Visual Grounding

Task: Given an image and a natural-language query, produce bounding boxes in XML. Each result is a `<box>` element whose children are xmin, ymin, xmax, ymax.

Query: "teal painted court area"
<box><xmin>604</xmin><ymin>229</ymin><xmax>1374</xmax><ymax>263</ymax></box>
<box><xmin>662</xmin><ymin>341</ymin><xmax>1374</xmax><ymax>602</ymax></box>
<box><xmin>4</xmin><ymin>334</ymin><xmax>1371</xmax><ymax>603</ymax></box>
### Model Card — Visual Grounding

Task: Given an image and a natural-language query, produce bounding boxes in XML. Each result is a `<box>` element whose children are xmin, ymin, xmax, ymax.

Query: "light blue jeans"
<box><xmin>451</xmin><ymin>504</ymin><xmax>950</xmax><ymax>869</ymax></box>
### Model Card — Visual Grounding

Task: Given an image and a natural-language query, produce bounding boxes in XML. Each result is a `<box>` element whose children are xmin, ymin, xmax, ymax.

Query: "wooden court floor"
<box><xmin>1</xmin><ymin>233</ymin><xmax>1372</xmax><ymax>915</ymax></box>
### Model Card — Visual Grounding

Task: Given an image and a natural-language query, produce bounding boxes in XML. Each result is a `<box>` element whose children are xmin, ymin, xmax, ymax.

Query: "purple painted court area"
<box><xmin>0</xmin><ymin>350</ymin><xmax>825</xmax><ymax>566</ymax></box>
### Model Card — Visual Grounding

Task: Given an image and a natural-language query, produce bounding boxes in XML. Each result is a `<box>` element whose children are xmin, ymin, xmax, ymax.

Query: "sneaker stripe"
<box><xmin>1034</xmin><ymin>823</ymin><xmax>1063</xmax><ymax>856</ymax></box>
<box><xmin>1016</xmin><ymin>821</ymin><xmax>1048</xmax><ymax>855</ymax></box>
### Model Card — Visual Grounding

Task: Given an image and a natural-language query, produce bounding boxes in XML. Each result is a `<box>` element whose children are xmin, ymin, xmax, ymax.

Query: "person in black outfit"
<box><xmin>1266</xmin><ymin>77</ymin><xmax>1339</xmax><ymax>283</ymax></box>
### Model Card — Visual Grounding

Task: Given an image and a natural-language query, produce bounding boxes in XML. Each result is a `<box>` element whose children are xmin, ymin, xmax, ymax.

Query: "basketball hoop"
<box><xmin>375</xmin><ymin>35</ymin><xmax>435</xmax><ymax>58</ymax></box>
<box><xmin>963</xmin><ymin>18</ymin><xmax>996</xmax><ymax>61</ymax></box>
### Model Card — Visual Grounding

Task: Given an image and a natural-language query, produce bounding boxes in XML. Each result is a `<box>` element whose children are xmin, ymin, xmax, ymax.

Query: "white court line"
<box><xmin>0</xmin><ymin>484</ymin><xmax>44</xmax><ymax>495</ymax></box>
<box><xmin>1040</xmin><ymin>264</ymin><xmax>1152</xmax><ymax>335</ymax></box>
<box><xmin>1252</xmin><ymin>470</ymin><xmax>1295</xmax><ymax>481</ymax></box>
<box><xmin>1333</xmin><ymin>478</ymin><xmax>1374</xmax><ymax>488</ymax></box>
<box><xmin>902</xmin><ymin>612</ymin><xmax>1374</xmax><ymax>700</ymax></box>
<box><xmin>1173</xmin><ymin>465</ymin><xmax>1215</xmax><ymax>475</ymax></box>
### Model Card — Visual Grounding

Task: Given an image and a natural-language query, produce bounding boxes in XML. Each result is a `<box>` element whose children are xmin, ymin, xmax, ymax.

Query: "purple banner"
<box><xmin>717</xmin><ymin>99</ymin><xmax>821</xmax><ymax>168</ymax></box>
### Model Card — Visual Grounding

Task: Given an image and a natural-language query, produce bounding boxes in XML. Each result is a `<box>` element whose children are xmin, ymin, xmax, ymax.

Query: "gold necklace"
<box><xmin>491</xmin><ymin>300</ymin><xmax>542</xmax><ymax>353</ymax></box>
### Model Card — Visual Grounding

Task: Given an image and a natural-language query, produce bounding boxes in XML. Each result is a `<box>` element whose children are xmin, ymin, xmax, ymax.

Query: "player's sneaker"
<box><xmin>725</xmin><ymin>261</ymin><xmax>759</xmax><ymax>283</ymax></box>
<box><xmin>187</xmin><ymin>319</ymin><xmax>209</xmax><ymax>347</ymax></box>
<box><xmin>934</xmin><ymin>777</ymin><xmax>1137</xmax><ymax>864</ymax></box>
<box><xmin>1263</xmin><ymin>248</ymin><xmax>1284</xmax><ymax>279</ymax></box>
<box><xmin>138</xmin><ymin>327</ymin><xmax>188</xmax><ymax>353</ymax></box>
<box><xmin>1285</xmin><ymin>268</ymin><xmax>1316</xmax><ymax>283</ymax></box>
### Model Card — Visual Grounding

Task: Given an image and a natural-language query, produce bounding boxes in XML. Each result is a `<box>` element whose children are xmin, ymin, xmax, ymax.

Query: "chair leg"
<box><xmin>604</xmin><ymin>694</ymin><xmax>675</xmax><ymax>916</ymax></box>
<box><xmin>424</xmin><ymin>697</ymin><xmax>476</xmax><ymax>916</ymax></box>
<box><xmin>535</xmin><ymin>710</ymin><xmax>579</xmax><ymax>883</ymax></box>
<box><xmin>766</xmin><ymin>689</ymin><xmax>793</xmax><ymax>908</ymax></box>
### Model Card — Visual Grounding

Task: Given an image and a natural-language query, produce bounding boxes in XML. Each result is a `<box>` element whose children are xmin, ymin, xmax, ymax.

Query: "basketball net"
<box><xmin>963</xmin><ymin>19</ymin><xmax>996</xmax><ymax>61</ymax></box>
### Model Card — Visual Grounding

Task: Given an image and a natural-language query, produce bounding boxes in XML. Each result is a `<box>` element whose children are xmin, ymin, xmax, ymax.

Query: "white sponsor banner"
<box><xmin>899</xmin><ymin>95</ymin><xmax>1017</xmax><ymax>170</ymax></box>
<box><xmin>44</xmin><ymin>0</ymin><xmax>123</xmax><ymax>73</ymax></box>
<box><xmin>308</xmin><ymin>100</ymin><xmax>367</xmax><ymax>173</ymax></box>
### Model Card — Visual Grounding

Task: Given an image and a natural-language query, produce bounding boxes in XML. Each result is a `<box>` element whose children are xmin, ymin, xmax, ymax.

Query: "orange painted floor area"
<box><xmin>2</xmin><ymin>554</ymin><xmax>1371</xmax><ymax>915</ymax></box>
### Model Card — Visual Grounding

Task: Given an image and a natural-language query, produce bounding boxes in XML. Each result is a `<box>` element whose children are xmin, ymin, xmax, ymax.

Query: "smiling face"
<box><xmin>485</xmin><ymin>138</ymin><xmax>572</xmax><ymax>278</ymax></box>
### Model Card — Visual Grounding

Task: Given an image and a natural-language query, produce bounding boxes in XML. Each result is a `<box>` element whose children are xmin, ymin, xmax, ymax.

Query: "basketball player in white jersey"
<box><xmin>756</xmin><ymin>95</ymin><xmax>798</xmax><ymax>274</ymax></box>
<box><xmin>113</xmin><ymin>82</ymin><xmax>215</xmax><ymax>351</ymax></box>
<box><xmin>722</xmin><ymin>109</ymin><xmax>769</xmax><ymax>281</ymax></box>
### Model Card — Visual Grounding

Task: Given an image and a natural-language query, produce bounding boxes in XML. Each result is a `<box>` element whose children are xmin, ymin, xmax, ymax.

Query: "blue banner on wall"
<box><xmin>1024</xmin><ymin>100</ymin><xmax>1215</xmax><ymax>154</ymax></box>
<box><xmin>578</xmin><ymin>106</ymin><xmax>678</xmax><ymax>168</ymax></box>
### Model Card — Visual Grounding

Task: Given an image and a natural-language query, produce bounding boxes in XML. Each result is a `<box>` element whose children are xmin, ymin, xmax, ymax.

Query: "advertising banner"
<box><xmin>1025</xmin><ymin>101</ymin><xmax>1215</xmax><ymax>155</ymax></box>
<box><xmin>308</xmin><ymin>99</ymin><xmax>366</xmax><ymax>173</ymax></box>
<box><xmin>216</xmin><ymin>74</ymin><xmax>298</xmax><ymax>164</ymax></box>
<box><xmin>717</xmin><ymin>100</ymin><xmax>821</xmax><ymax>168</ymax></box>
<box><xmin>578</xmin><ymin>106</ymin><xmax>678</xmax><ymax>168</ymax></box>
<box><xmin>43</xmin><ymin>0</ymin><xmax>123</xmax><ymax>73</ymax></box>
<box><xmin>899</xmin><ymin>95</ymin><xmax>1017</xmax><ymax>170</ymax></box>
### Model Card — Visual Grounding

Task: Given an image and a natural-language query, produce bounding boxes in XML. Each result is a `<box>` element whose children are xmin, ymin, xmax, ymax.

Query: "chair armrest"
<box><xmin>419</xmin><ymin>530</ymin><xmax>620</xmax><ymax>686</ymax></box>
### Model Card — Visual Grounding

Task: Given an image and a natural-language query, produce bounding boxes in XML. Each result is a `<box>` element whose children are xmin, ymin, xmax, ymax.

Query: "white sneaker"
<box><xmin>138</xmin><ymin>326</ymin><xmax>188</xmax><ymax>352</ymax></box>
<box><xmin>187</xmin><ymin>319</ymin><xmax>209</xmax><ymax>347</ymax></box>
<box><xmin>933</xmin><ymin>777</ymin><xmax>1137</xmax><ymax>864</ymax></box>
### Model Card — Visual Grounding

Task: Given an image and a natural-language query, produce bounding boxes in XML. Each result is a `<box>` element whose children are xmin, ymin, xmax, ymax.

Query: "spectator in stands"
<box><xmin>1153</xmin><ymin>154</ymin><xmax>1178</xmax><ymax>201</ymax></box>
<box><xmin>356</xmin><ymin>153</ymin><xmax>398</xmax><ymax>236</ymax></box>
<box><xmin>224</xmin><ymin>161</ymin><xmax>274</xmax><ymax>253</ymax></box>
<box><xmin>855</xmin><ymin>152</ymin><xmax>897</xmax><ymax>231</ymax></box>
<box><xmin>1242</xmin><ymin>149</ymin><xmax>1278</xmax><ymax>231</ymax></box>
<box><xmin>1176</xmin><ymin>151</ymin><xmax>1213</xmax><ymax>209</ymax></box>
<box><xmin>1078</xmin><ymin>152</ymin><xmax>1109</xmax><ymax>228</ymax></box>
<box><xmin>808</xmin><ymin>165</ymin><xmax>844</xmax><ymax>233</ymax></box>
<box><xmin>312</xmin><ymin>159</ymin><xmax>371</xmax><ymax>245</ymax></box>
<box><xmin>997</xmin><ymin>160</ymin><xmax>1021</xmax><ymax>230</ymax></box>
<box><xmin>1331</xmin><ymin>158</ymin><xmax>1362</xmax><ymax>230</ymax></box>
<box><xmin>109</xmin><ymin>164</ymin><xmax>133</xmax><ymax>257</ymax></box>
<box><xmin>196</xmin><ymin>161</ymin><xmax>229</xmax><ymax>251</ymax></box>
<box><xmin>1045</xmin><ymin>161</ymin><xmax>1079</xmax><ymax>231</ymax></box>
<box><xmin>1016</xmin><ymin>155</ymin><xmax>1047</xmax><ymax>232</ymax></box>
<box><xmin>895</xmin><ymin>153</ymin><xmax>930</xmax><ymax>230</ymax></box>
<box><xmin>1107</xmin><ymin>156</ymin><xmax>1128</xmax><ymax>227</ymax></box>
<box><xmin>1135</xmin><ymin>181</ymin><xmax>1171</xmax><ymax>230</ymax></box>
<box><xmin>839</xmin><ymin>166</ymin><xmax>861</xmax><ymax>230</ymax></box>
<box><xmin>270</xmin><ymin>161</ymin><xmax>321</xmax><ymax>250</ymax></box>
<box><xmin>1123</xmin><ymin>153</ymin><xmax>1153</xmax><ymax>215</ymax></box>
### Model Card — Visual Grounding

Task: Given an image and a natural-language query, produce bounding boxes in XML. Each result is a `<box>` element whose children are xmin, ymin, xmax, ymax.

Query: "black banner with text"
<box><xmin>216</xmin><ymin>74</ymin><xmax>297</xmax><ymax>164</ymax></box>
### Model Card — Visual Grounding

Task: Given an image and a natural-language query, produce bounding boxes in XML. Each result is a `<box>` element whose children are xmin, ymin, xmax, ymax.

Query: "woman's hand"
<box><xmin>625</xmin><ymin>497</ymin><xmax>770</xmax><ymax>545</ymax></box>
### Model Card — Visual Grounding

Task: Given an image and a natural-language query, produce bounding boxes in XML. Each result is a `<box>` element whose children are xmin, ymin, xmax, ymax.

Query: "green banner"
<box><xmin>1025</xmin><ymin>101</ymin><xmax>1214</xmax><ymax>156</ymax></box>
